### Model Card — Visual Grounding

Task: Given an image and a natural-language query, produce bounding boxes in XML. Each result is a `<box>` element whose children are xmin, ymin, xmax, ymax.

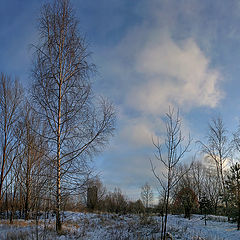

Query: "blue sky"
<box><xmin>1</xmin><ymin>0</ymin><xmax>240</xmax><ymax>201</ymax></box>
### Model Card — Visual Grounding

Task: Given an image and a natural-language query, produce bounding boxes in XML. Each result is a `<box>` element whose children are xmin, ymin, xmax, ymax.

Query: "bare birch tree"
<box><xmin>141</xmin><ymin>182</ymin><xmax>153</xmax><ymax>210</ymax></box>
<box><xmin>0</xmin><ymin>74</ymin><xmax>23</xmax><ymax>204</ymax></box>
<box><xmin>191</xmin><ymin>161</ymin><xmax>206</xmax><ymax>200</ymax></box>
<box><xmin>150</xmin><ymin>108</ymin><xmax>190</xmax><ymax>240</ymax></box>
<box><xmin>31</xmin><ymin>0</ymin><xmax>115</xmax><ymax>232</ymax></box>
<box><xmin>198</xmin><ymin>117</ymin><xmax>232</xmax><ymax>214</ymax></box>
<box><xmin>18</xmin><ymin>103</ymin><xmax>47</xmax><ymax>220</ymax></box>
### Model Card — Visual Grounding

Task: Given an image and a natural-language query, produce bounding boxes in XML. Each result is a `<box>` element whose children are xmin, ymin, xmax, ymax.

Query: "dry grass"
<box><xmin>0</xmin><ymin>219</ymin><xmax>36</xmax><ymax>227</ymax></box>
<box><xmin>0</xmin><ymin>219</ymin><xmax>83</xmax><ymax>240</ymax></box>
<box><xmin>5</xmin><ymin>231</ymin><xmax>32</xmax><ymax>240</ymax></box>
<box><xmin>0</xmin><ymin>219</ymin><xmax>79</xmax><ymax>233</ymax></box>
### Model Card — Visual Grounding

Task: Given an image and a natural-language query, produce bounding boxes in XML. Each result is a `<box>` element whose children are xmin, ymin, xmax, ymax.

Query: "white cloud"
<box><xmin>97</xmin><ymin>29</ymin><xmax>224</xmax><ymax>147</ymax></box>
<box><xmin>119</xmin><ymin>117</ymin><xmax>160</xmax><ymax>148</ymax></box>
<box><xmin>120</xmin><ymin>122</ymin><xmax>152</xmax><ymax>147</ymax></box>
<box><xmin>125</xmin><ymin>34</ymin><xmax>223</xmax><ymax>115</ymax></box>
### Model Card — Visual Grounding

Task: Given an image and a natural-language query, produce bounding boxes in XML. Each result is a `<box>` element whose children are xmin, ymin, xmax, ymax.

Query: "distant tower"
<box><xmin>87</xmin><ymin>186</ymin><xmax>98</xmax><ymax>210</ymax></box>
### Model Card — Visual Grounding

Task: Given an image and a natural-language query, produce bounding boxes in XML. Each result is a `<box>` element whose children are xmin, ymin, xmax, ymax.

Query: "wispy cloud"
<box><xmin>127</xmin><ymin>34</ymin><xmax>223</xmax><ymax>114</ymax></box>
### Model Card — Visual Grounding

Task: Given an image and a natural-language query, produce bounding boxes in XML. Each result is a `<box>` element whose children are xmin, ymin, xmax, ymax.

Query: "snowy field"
<box><xmin>0</xmin><ymin>212</ymin><xmax>239</xmax><ymax>239</ymax></box>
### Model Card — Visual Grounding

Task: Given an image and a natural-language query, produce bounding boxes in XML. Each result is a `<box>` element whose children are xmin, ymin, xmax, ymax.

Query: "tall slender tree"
<box><xmin>150</xmin><ymin>108</ymin><xmax>190</xmax><ymax>240</ymax></box>
<box><xmin>0</xmin><ymin>74</ymin><xmax>23</xmax><ymax>204</ymax></box>
<box><xmin>31</xmin><ymin>0</ymin><xmax>115</xmax><ymax>232</ymax></box>
<box><xmin>198</xmin><ymin>117</ymin><xmax>232</xmax><ymax>215</ymax></box>
<box><xmin>18</xmin><ymin>103</ymin><xmax>47</xmax><ymax>220</ymax></box>
<box><xmin>141</xmin><ymin>182</ymin><xmax>153</xmax><ymax>210</ymax></box>
<box><xmin>226</xmin><ymin>163</ymin><xmax>240</xmax><ymax>230</ymax></box>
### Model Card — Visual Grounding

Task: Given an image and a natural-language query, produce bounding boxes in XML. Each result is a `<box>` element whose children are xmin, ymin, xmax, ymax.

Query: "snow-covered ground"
<box><xmin>165</xmin><ymin>214</ymin><xmax>238</xmax><ymax>240</ymax></box>
<box><xmin>0</xmin><ymin>212</ymin><xmax>239</xmax><ymax>239</ymax></box>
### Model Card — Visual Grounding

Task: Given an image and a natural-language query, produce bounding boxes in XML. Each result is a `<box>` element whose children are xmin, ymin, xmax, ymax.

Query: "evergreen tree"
<box><xmin>225</xmin><ymin>163</ymin><xmax>240</xmax><ymax>230</ymax></box>
<box><xmin>199</xmin><ymin>194</ymin><xmax>211</xmax><ymax>226</ymax></box>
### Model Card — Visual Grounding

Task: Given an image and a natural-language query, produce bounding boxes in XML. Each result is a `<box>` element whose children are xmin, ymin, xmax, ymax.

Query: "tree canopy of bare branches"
<box><xmin>31</xmin><ymin>0</ymin><xmax>115</xmax><ymax>232</ymax></box>
<box><xmin>0</xmin><ymin>74</ymin><xmax>23</xmax><ymax>202</ymax></box>
<box><xmin>198</xmin><ymin>117</ymin><xmax>232</xmax><ymax>214</ymax></box>
<box><xmin>150</xmin><ymin>107</ymin><xmax>190</xmax><ymax>240</ymax></box>
<box><xmin>141</xmin><ymin>182</ymin><xmax>153</xmax><ymax>210</ymax></box>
